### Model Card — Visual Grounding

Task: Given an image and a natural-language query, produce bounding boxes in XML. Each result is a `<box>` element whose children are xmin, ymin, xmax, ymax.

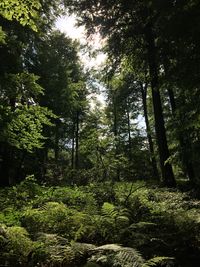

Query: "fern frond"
<box><xmin>88</xmin><ymin>244</ymin><xmax>144</xmax><ymax>267</ymax></box>
<box><xmin>36</xmin><ymin>233</ymin><xmax>75</xmax><ymax>265</ymax></box>
<box><xmin>36</xmin><ymin>232</ymin><xmax>68</xmax><ymax>246</ymax></box>
<box><xmin>102</xmin><ymin>202</ymin><xmax>117</xmax><ymax>218</ymax></box>
<box><xmin>114</xmin><ymin>247</ymin><xmax>144</xmax><ymax>267</ymax></box>
<box><xmin>71</xmin><ymin>242</ymin><xmax>96</xmax><ymax>259</ymax></box>
<box><xmin>101</xmin><ymin>202</ymin><xmax>130</xmax><ymax>228</ymax></box>
<box><xmin>142</xmin><ymin>257</ymin><xmax>175</xmax><ymax>267</ymax></box>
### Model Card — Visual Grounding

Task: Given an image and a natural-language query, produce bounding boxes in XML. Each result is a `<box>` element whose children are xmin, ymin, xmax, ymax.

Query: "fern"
<box><xmin>102</xmin><ymin>202</ymin><xmax>117</xmax><ymax>218</ymax></box>
<box><xmin>71</xmin><ymin>242</ymin><xmax>97</xmax><ymax>264</ymax></box>
<box><xmin>114</xmin><ymin>247</ymin><xmax>144</xmax><ymax>267</ymax></box>
<box><xmin>34</xmin><ymin>233</ymin><xmax>75</xmax><ymax>266</ymax></box>
<box><xmin>0</xmin><ymin>225</ymin><xmax>34</xmax><ymax>266</ymax></box>
<box><xmin>88</xmin><ymin>244</ymin><xmax>144</xmax><ymax>267</ymax></box>
<box><xmin>142</xmin><ymin>257</ymin><xmax>175</xmax><ymax>267</ymax></box>
<box><xmin>101</xmin><ymin>202</ymin><xmax>129</xmax><ymax>226</ymax></box>
<box><xmin>98</xmin><ymin>203</ymin><xmax>129</xmax><ymax>242</ymax></box>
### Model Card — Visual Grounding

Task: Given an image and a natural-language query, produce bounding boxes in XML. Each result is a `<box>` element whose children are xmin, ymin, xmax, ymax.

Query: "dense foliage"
<box><xmin>1</xmin><ymin>0</ymin><xmax>200</xmax><ymax>266</ymax></box>
<box><xmin>1</xmin><ymin>178</ymin><xmax>200</xmax><ymax>266</ymax></box>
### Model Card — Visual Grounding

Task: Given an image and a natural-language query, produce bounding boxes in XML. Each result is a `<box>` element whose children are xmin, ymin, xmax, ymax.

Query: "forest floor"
<box><xmin>0</xmin><ymin>177</ymin><xmax>200</xmax><ymax>267</ymax></box>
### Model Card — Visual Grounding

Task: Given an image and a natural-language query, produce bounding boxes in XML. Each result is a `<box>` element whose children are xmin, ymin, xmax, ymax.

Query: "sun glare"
<box><xmin>55</xmin><ymin>15</ymin><xmax>107</xmax><ymax>69</ymax></box>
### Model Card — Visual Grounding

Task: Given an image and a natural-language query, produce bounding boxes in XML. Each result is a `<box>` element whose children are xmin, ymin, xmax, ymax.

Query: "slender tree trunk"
<box><xmin>97</xmin><ymin>146</ymin><xmax>107</xmax><ymax>181</ymax></box>
<box><xmin>181</xmin><ymin>137</ymin><xmax>195</xmax><ymax>182</ymax></box>
<box><xmin>167</xmin><ymin>88</ymin><xmax>176</xmax><ymax>114</ymax></box>
<box><xmin>71</xmin><ymin>122</ymin><xmax>75</xmax><ymax>169</ymax></box>
<box><xmin>126</xmin><ymin>100</ymin><xmax>132</xmax><ymax>161</ymax></box>
<box><xmin>113</xmin><ymin>95</ymin><xmax>120</xmax><ymax>181</ymax></box>
<box><xmin>113</xmin><ymin>97</ymin><xmax>118</xmax><ymax>138</ymax></box>
<box><xmin>54</xmin><ymin>120</ymin><xmax>60</xmax><ymax>162</ymax></box>
<box><xmin>140</xmin><ymin>82</ymin><xmax>159</xmax><ymax>180</ymax></box>
<box><xmin>75</xmin><ymin>111</ymin><xmax>79</xmax><ymax>169</ymax></box>
<box><xmin>145</xmin><ymin>25</ymin><xmax>176</xmax><ymax>187</ymax></box>
<box><xmin>167</xmin><ymin>87</ymin><xmax>195</xmax><ymax>181</ymax></box>
<box><xmin>164</xmin><ymin>61</ymin><xmax>196</xmax><ymax>183</ymax></box>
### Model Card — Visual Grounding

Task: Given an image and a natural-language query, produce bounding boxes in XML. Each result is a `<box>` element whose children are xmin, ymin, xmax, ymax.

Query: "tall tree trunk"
<box><xmin>140</xmin><ymin>82</ymin><xmax>159</xmax><ymax>180</ymax></box>
<box><xmin>75</xmin><ymin>111</ymin><xmax>79</xmax><ymax>169</ymax></box>
<box><xmin>126</xmin><ymin>102</ymin><xmax>132</xmax><ymax>161</ymax></box>
<box><xmin>54</xmin><ymin>120</ymin><xmax>60</xmax><ymax>162</ymax></box>
<box><xmin>168</xmin><ymin>88</ymin><xmax>195</xmax><ymax>181</ymax></box>
<box><xmin>164</xmin><ymin>61</ymin><xmax>195</xmax><ymax>183</ymax></box>
<box><xmin>71</xmin><ymin>122</ymin><xmax>75</xmax><ymax>169</ymax></box>
<box><xmin>167</xmin><ymin>88</ymin><xmax>176</xmax><ymax>114</ymax></box>
<box><xmin>113</xmin><ymin>95</ymin><xmax>120</xmax><ymax>181</ymax></box>
<box><xmin>145</xmin><ymin>25</ymin><xmax>176</xmax><ymax>187</ymax></box>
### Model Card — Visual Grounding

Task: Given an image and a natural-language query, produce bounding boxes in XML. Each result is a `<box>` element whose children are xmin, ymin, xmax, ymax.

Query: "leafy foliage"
<box><xmin>88</xmin><ymin>244</ymin><xmax>144</xmax><ymax>267</ymax></box>
<box><xmin>142</xmin><ymin>257</ymin><xmax>175</xmax><ymax>267</ymax></box>
<box><xmin>5</xmin><ymin>105</ymin><xmax>55</xmax><ymax>151</ymax></box>
<box><xmin>1</xmin><ymin>180</ymin><xmax>200</xmax><ymax>266</ymax></box>
<box><xmin>0</xmin><ymin>0</ymin><xmax>41</xmax><ymax>31</ymax></box>
<box><xmin>0</xmin><ymin>225</ymin><xmax>35</xmax><ymax>266</ymax></box>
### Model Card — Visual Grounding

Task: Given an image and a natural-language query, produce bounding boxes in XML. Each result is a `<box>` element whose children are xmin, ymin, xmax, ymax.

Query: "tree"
<box><xmin>0</xmin><ymin>0</ymin><xmax>83</xmax><ymax>185</ymax></box>
<box><xmin>0</xmin><ymin>0</ymin><xmax>41</xmax><ymax>32</ymax></box>
<box><xmin>25</xmin><ymin>30</ymin><xmax>88</xmax><ymax>181</ymax></box>
<box><xmin>67</xmin><ymin>0</ymin><xmax>176</xmax><ymax>186</ymax></box>
<box><xmin>0</xmin><ymin>72</ymin><xmax>55</xmax><ymax>186</ymax></box>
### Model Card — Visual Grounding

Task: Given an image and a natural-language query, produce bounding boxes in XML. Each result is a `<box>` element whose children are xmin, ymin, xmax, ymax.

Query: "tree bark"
<box><xmin>126</xmin><ymin>99</ymin><xmax>132</xmax><ymax>161</ymax></box>
<box><xmin>140</xmin><ymin>82</ymin><xmax>159</xmax><ymax>180</ymax></box>
<box><xmin>75</xmin><ymin>111</ymin><xmax>79</xmax><ymax>169</ymax></box>
<box><xmin>167</xmin><ymin>88</ymin><xmax>176</xmax><ymax>114</ymax></box>
<box><xmin>164</xmin><ymin>61</ymin><xmax>195</xmax><ymax>183</ymax></box>
<box><xmin>113</xmin><ymin>94</ymin><xmax>120</xmax><ymax>181</ymax></box>
<box><xmin>145</xmin><ymin>25</ymin><xmax>176</xmax><ymax>187</ymax></box>
<box><xmin>71</xmin><ymin>122</ymin><xmax>75</xmax><ymax>169</ymax></box>
<box><xmin>54</xmin><ymin>120</ymin><xmax>60</xmax><ymax>162</ymax></box>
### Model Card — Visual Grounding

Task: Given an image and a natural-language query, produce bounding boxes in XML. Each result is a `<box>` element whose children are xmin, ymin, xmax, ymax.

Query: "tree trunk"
<box><xmin>167</xmin><ymin>88</ymin><xmax>176</xmax><ymax>114</ymax></box>
<box><xmin>145</xmin><ymin>25</ymin><xmax>176</xmax><ymax>187</ymax></box>
<box><xmin>140</xmin><ymin>82</ymin><xmax>159</xmax><ymax>180</ymax></box>
<box><xmin>113</xmin><ymin>94</ymin><xmax>120</xmax><ymax>181</ymax></box>
<box><xmin>71</xmin><ymin>122</ymin><xmax>75</xmax><ymax>169</ymax></box>
<box><xmin>54</xmin><ymin>120</ymin><xmax>60</xmax><ymax>162</ymax></box>
<box><xmin>164</xmin><ymin>61</ymin><xmax>196</xmax><ymax>183</ymax></box>
<box><xmin>75</xmin><ymin>111</ymin><xmax>79</xmax><ymax>169</ymax></box>
<box><xmin>126</xmin><ymin>99</ymin><xmax>132</xmax><ymax>161</ymax></box>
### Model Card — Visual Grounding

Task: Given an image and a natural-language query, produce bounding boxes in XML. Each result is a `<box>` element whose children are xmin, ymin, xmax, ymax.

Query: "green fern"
<box><xmin>98</xmin><ymin>203</ymin><xmax>130</xmax><ymax>242</ymax></box>
<box><xmin>142</xmin><ymin>257</ymin><xmax>175</xmax><ymax>267</ymax></box>
<box><xmin>101</xmin><ymin>202</ymin><xmax>129</xmax><ymax>225</ymax></box>
<box><xmin>102</xmin><ymin>202</ymin><xmax>118</xmax><ymax>218</ymax></box>
<box><xmin>114</xmin><ymin>247</ymin><xmax>144</xmax><ymax>267</ymax></box>
<box><xmin>0</xmin><ymin>225</ymin><xmax>34</xmax><ymax>266</ymax></box>
<box><xmin>71</xmin><ymin>242</ymin><xmax>97</xmax><ymax>264</ymax></box>
<box><xmin>34</xmin><ymin>233</ymin><xmax>75</xmax><ymax>266</ymax></box>
<box><xmin>88</xmin><ymin>244</ymin><xmax>144</xmax><ymax>267</ymax></box>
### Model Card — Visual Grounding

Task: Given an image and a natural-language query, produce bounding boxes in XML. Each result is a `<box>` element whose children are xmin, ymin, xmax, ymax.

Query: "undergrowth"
<box><xmin>0</xmin><ymin>177</ymin><xmax>200</xmax><ymax>266</ymax></box>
